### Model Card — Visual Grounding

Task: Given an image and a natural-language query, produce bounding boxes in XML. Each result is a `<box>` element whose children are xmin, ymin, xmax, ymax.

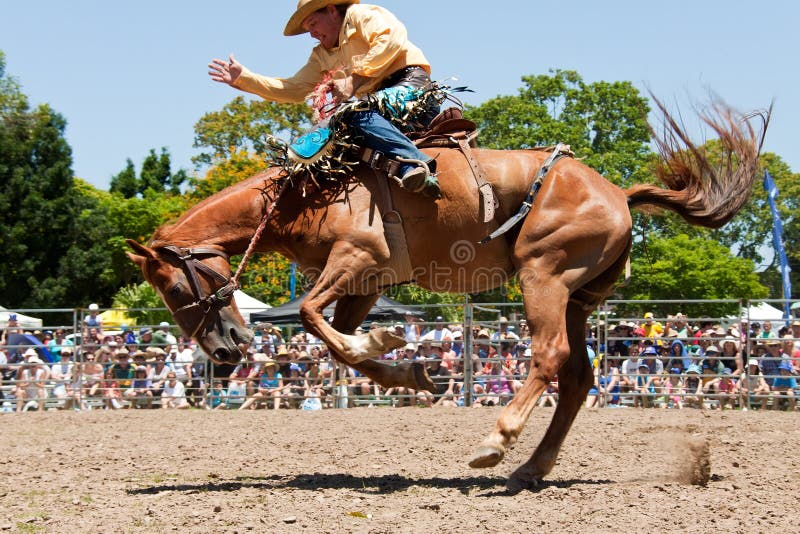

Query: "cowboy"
<box><xmin>208</xmin><ymin>0</ymin><xmax>440</xmax><ymax>196</ymax></box>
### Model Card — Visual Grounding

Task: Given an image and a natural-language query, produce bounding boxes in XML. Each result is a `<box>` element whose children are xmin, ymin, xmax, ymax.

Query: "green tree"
<box><xmin>109</xmin><ymin>158</ymin><xmax>138</xmax><ymax>198</ymax></box>
<box><xmin>192</xmin><ymin>97</ymin><xmax>311</xmax><ymax>167</ymax></box>
<box><xmin>465</xmin><ymin>69</ymin><xmax>654</xmax><ymax>187</ymax></box>
<box><xmin>616</xmin><ymin>234</ymin><xmax>768</xmax><ymax>317</ymax></box>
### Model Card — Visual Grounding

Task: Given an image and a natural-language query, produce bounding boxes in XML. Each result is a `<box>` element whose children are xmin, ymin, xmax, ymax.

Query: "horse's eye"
<box><xmin>169</xmin><ymin>284</ymin><xmax>182</xmax><ymax>298</ymax></box>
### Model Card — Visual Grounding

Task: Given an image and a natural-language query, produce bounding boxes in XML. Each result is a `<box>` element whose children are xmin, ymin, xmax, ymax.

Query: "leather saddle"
<box><xmin>409</xmin><ymin>107</ymin><xmax>478</xmax><ymax>149</ymax></box>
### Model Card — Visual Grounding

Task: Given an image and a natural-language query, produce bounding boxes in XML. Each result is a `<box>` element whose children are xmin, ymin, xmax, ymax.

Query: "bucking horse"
<box><xmin>127</xmin><ymin>96</ymin><xmax>768</xmax><ymax>491</ymax></box>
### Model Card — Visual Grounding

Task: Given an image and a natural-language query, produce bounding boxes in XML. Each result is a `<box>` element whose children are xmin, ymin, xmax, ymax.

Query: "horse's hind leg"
<box><xmin>506</xmin><ymin>299</ymin><xmax>594</xmax><ymax>491</ymax></box>
<box><xmin>469</xmin><ymin>271</ymin><xmax>571</xmax><ymax>470</ymax></box>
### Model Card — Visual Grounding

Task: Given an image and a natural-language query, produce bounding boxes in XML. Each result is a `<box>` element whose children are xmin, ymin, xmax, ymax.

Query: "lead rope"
<box><xmin>231</xmin><ymin>178</ymin><xmax>291</xmax><ymax>288</ymax></box>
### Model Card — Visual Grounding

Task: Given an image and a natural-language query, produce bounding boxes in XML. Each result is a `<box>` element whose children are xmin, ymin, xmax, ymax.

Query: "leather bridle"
<box><xmin>157</xmin><ymin>245</ymin><xmax>237</xmax><ymax>339</ymax></box>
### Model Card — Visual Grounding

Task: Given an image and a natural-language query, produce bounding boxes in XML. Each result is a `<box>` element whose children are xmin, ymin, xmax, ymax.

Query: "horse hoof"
<box><xmin>468</xmin><ymin>445</ymin><xmax>504</xmax><ymax>468</ymax></box>
<box><xmin>506</xmin><ymin>472</ymin><xmax>543</xmax><ymax>493</ymax></box>
<box><xmin>411</xmin><ymin>362</ymin><xmax>437</xmax><ymax>393</ymax></box>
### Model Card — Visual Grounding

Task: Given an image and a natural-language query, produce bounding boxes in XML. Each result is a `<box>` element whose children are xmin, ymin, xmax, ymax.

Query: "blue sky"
<box><xmin>3</xmin><ymin>0</ymin><xmax>796</xmax><ymax>190</ymax></box>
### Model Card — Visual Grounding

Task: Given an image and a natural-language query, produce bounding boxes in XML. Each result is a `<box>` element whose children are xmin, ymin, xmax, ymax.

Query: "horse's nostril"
<box><xmin>213</xmin><ymin>348</ymin><xmax>231</xmax><ymax>363</ymax></box>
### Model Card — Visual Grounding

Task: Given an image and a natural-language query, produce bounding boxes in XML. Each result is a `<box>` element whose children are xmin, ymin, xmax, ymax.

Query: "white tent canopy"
<box><xmin>0</xmin><ymin>306</ymin><xmax>43</xmax><ymax>329</ymax></box>
<box><xmin>233</xmin><ymin>290</ymin><xmax>272</xmax><ymax>324</ymax></box>
<box><xmin>738</xmin><ymin>302</ymin><xmax>786</xmax><ymax>325</ymax></box>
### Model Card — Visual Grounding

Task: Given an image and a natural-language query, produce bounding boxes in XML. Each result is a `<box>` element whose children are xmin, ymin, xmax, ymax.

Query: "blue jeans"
<box><xmin>345</xmin><ymin>110</ymin><xmax>434</xmax><ymax>174</ymax></box>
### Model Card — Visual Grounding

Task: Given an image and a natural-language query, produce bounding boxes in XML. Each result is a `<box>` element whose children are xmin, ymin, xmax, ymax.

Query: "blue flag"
<box><xmin>763</xmin><ymin>171</ymin><xmax>792</xmax><ymax>320</ymax></box>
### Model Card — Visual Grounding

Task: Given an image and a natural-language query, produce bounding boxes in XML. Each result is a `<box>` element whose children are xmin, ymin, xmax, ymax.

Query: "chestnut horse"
<box><xmin>127</xmin><ymin>99</ymin><xmax>767</xmax><ymax>490</ymax></box>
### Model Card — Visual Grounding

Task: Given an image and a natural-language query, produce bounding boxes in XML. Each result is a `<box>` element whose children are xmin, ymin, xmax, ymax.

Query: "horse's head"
<box><xmin>126</xmin><ymin>239</ymin><xmax>253</xmax><ymax>364</ymax></box>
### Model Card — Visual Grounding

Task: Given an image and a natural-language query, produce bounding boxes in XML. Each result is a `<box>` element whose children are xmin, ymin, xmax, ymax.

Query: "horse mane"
<box><xmin>626</xmin><ymin>95</ymin><xmax>771</xmax><ymax>229</ymax></box>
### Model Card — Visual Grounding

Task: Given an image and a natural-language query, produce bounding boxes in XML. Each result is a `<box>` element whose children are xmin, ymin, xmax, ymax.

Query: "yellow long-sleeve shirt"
<box><xmin>233</xmin><ymin>3</ymin><xmax>430</xmax><ymax>104</ymax></box>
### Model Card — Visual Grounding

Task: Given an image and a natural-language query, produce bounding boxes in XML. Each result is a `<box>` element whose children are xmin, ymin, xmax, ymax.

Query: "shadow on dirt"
<box><xmin>127</xmin><ymin>473</ymin><xmax>613</xmax><ymax>497</ymax></box>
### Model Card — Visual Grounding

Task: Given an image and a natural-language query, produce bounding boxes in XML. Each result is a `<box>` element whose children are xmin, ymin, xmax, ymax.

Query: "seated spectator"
<box><xmin>49</xmin><ymin>348</ymin><xmax>75</xmax><ymax>409</ymax></box>
<box><xmin>720</xmin><ymin>336</ymin><xmax>744</xmax><ymax>377</ymax></box>
<box><xmin>738</xmin><ymin>358</ymin><xmax>771</xmax><ymax>410</ymax></box>
<box><xmin>683</xmin><ymin>365</ymin><xmax>705</xmax><ymax>409</ymax></box>
<box><xmin>13</xmin><ymin>355</ymin><xmax>49</xmax><ymax>412</ymax></box>
<box><xmin>633</xmin><ymin>362</ymin><xmax>657</xmax><ymax>408</ymax></box>
<box><xmin>282</xmin><ymin>363</ymin><xmax>306</xmax><ymax>408</ymax></box>
<box><xmin>620</xmin><ymin>345</ymin><xmax>643</xmax><ymax>395</ymax></box>
<box><xmin>597</xmin><ymin>356</ymin><xmax>621</xmax><ymax>407</ymax></box>
<box><xmin>642</xmin><ymin>312</ymin><xmax>664</xmax><ymax>338</ymax></box>
<box><xmin>759</xmin><ymin>339</ymin><xmax>785</xmax><ymax>387</ymax></box>
<box><xmin>207</xmin><ymin>381</ymin><xmax>228</xmax><ymax>410</ymax></box>
<box><xmin>661</xmin><ymin>367</ymin><xmax>685</xmax><ymax>409</ymax></box>
<box><xmin>105</xmin><ymin>350</ymin><xmax>135</xmax><ymax>409</ymax></box>
<box><xmin>640</xmin><ymin>345</ymin><xmax>664</xmax><ymax>375</ymax></box>
<box><xmin>476</xmin><ymin>359</ymin><xmax>513</xmax><ymax>407</ymax></box>
<box><xmin>161</xmin><ymin>371</ymin><xmax>190</xmax><ymax>409</ymax></box>
<box><xmin>701</xmin><ymin>345</ymin><xmax>725</xmax><ymax>390</ymax></box>
<box><xmin>124</xmin><ymin>365</ymin><xmax>153</xmax><ymax>408</ymax></box>
<box><xmin>771</xmin><ymin>361</ymin><xmax>797</xmax><ymax>411</ymax></box>
<box><xmin>665</xmin><ymin>339</ymin><xmax>690</xmax><ymax>373</ymax></box>
<box><xmin>240</xmin><ymin>360</ymin><xmax>283</xmax><ymax>410</ymax></box>
<box><xmin>228</xmin><ymin>352</ymin><xmax>260</xmax><ymax>402</ymax></box>
<box><xmin>704</xmin><ymin>368</ymin><xmax>737</xmax><ymax>409</ymax></box>
<box><xmin>80</xmin><ymin>352</ymin><xmax>105</xmax><ymax>399</ymax></box>
<box><xmin>148</xmin><ymin>352</ymin><xmax>171</xmax><ymax>397</ymax></box>
<box><xmin>418</xmin><ymin>344</ymin><xmax>456</xmax><ymax>407</ymax></box>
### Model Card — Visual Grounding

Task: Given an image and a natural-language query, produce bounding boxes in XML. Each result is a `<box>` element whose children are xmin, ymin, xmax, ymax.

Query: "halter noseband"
<box><xmin>157</xmin><ymin>245</ymin><xmax>237</xmax><ymax>339</ymax></box>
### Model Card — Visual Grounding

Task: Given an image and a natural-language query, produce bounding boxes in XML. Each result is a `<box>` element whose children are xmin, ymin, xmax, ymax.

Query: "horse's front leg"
<box><xmin>299</xmin><ymin>241</ymin><xmax>407</xmax><ymax>365</ymax></box>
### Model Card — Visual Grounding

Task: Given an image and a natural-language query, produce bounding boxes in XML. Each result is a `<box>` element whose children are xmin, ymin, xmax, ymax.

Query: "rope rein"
<box><xmin>231</xmin><ymin>177</ymin><xmax>291</xmax><ymax>288</ymax></box>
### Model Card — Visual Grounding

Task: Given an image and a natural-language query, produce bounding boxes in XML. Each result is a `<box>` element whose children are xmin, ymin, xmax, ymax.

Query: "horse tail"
<box><xmin>625</xmin><ymin>95</ymin><xmax>771</xmax><ymax>229</ymax></box>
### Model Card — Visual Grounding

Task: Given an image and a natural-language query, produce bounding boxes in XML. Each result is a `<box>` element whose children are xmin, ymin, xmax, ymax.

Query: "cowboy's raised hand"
<box><xmin>208</xmin><ymin>54</ymin><xmax>243</xmax><ymax>86</ymax></box>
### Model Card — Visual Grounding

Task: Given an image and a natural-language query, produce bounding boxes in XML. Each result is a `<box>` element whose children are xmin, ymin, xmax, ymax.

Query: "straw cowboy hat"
<box><xmin>284</xmin><ymin>0</ymin><xmax>359</xmax><ymax>36</ymax></box>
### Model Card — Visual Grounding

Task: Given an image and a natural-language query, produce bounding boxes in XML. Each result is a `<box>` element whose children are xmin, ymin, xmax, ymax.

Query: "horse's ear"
<box><xmin>126</xmin><ymin>239</ymin><xmax>156</xmax><ymax>268</ymax></box>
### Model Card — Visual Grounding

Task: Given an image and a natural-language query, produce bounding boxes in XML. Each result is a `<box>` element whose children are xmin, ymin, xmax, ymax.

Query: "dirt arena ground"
<box><xmin>1</xmin><ymin>406</ymin><xmax>797</xmax><ymax>533</ymax></box>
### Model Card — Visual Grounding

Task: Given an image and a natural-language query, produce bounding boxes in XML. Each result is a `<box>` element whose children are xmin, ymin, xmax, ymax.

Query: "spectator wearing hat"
<box><xmin>240</xmin><ymin>360</ymin><xmax>283</xmax><ymax>410</ymax></box>
<box><xmin>642</xmin><ymin>312</ymin><xmax>664</xmax><ymax>338</ymax></box>
<box><xmin>633</xmin><ymin>361</ymin><xmax>657</xmax><ymax>408</ymax></box>
<box><xmin>760</xmin><ymin>339</ymin><xmax>786</xmax><ymax>387</ymax></box>
<box><xmin>13</xmin><ymin>354</ymin><xmax>48</xmax><ymax>411</ymax></box>
<box><xmin>683</xmin><ymin>365</ymin><xmax>705</xmax><ymax>409</ymax></box>
<box><xmin>50</xmin><ymin>349</ymin><xmax>75</xmax><ymax>409</ymax></box>
<box><xmin>640</xmin><ymin>345</ymin><xmax>664</xmax><ymax>375</ymax></box>
<box><xmin>770</xmin><ymin>361</ymin><xmax>797</xmax><ymax>410</ymax></box>
<box><xmin>738</xmin><ymin>359</ymin><xmax>770</xmax><ymax>410</ymax></box>
<box><xmin>124</xmin><ymin>366</ymin><xmax>154</xmax><ymax>408</ymax></box>
<box><xmin>720</xmin><ymin>336</ymin><xmax>744</xmax><ymax>377</ymax></box>
<box><xmin>135</xmin><ymin>327</ymin><xmax>152</xmax><ymax>350</ymax></box>
<box><xmin>83</xmin><ymin>303</ymin><xmax>104</xmax><ymax>338</ymax></box>
<box><xmin>148</xmin><ymin>351</ymin><xmax>171</xmax><ymax>398</ymax></box>
<box><xmin>701</xmin><ymin>345</ymin><xmax>725</xmax><ymax>386</ymax></box>
<box><xmin>161</xmin><ymin>371</ymin><xmax>190</xmax><ymax>409</ymax></box>
<box><xmin>491</xmin><ymin>317</ymin><xmax>519</xmax><ymax>342</ymax></box>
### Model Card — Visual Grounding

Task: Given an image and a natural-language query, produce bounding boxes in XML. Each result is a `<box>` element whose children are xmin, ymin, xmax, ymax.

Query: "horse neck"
<box><xmin>151</xmin><ymin>170</ymin><xmax>281</xmax><ymax>256</ymax></box>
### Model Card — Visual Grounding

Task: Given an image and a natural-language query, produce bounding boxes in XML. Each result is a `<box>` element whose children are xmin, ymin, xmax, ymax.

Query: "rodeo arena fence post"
<box><xmin>1</xmin><ymin>299</ymin><xmax>798</xmax><ymax>412</ymax></box>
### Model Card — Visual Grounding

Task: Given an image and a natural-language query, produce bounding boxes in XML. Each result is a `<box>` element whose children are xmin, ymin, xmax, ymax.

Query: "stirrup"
<box><xmin>395</xmin><ymin>157</ymin><xmax>432</xmax><ymax>193</ymax></box>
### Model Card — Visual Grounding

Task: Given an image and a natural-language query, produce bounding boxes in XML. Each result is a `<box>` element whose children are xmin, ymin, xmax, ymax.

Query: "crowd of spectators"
<box><xmin>1</xmin><ymin>306</ymin><xmax>798</xmax><ymax>412</ymax></box>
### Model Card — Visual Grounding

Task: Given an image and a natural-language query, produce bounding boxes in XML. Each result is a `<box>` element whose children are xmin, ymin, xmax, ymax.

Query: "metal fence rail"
<box><xmin>1</xmin><ymin>299</ymin><xmax>798</xmax><ymax>411</ymax></box>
